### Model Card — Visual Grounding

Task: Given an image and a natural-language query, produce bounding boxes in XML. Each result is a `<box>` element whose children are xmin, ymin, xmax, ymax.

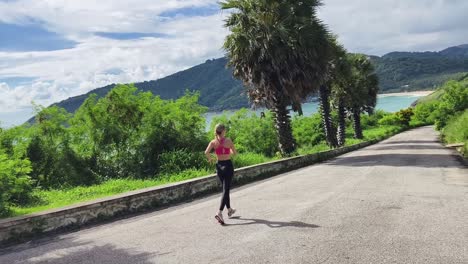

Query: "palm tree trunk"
<box><xmin>352</xmin><ymin>107</ymin><xmax>363</xmax><ymax>139</ymax></box>
<box><xmin>337</xmin><ymin>98</ymin><xmax>346</xmax><ymax>146</ymax></box>
<box><xmin>271</xmin><ymin>93</ymin><xmax>296</xmax><ymax>156</ymax></box>
<box><xmin>319</xmin><ymin>85</ymin><xmax>338</xmax><ymax>148</ymax></box>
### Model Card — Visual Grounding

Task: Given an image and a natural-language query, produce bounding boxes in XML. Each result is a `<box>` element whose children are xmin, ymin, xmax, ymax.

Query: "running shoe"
<box><xmin>215</xmin><ymin>213</ymin><xmax>225</xmax><ymax>225</ymax></box>
<box><xmin>228</xmin><ymin>208</ymin><xmax>236</xmax><ymax>218</ymax></box>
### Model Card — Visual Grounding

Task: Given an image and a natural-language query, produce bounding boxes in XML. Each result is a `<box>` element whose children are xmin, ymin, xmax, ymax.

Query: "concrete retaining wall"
<box><xmin>0</xmin><ymin>141</ymin><xmax>375</xmax><ymax>246</ymax></box>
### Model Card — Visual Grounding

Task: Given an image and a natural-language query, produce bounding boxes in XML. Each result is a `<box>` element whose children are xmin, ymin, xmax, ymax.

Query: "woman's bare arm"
<box><xmin>205</xmin><ymin>141</ymin><xmax>215</xmax><ymax>163</ymax></box>
<box><xmin>228</xmin><ymin>139</ymin><xmax>237</xmax><ymax>156</ymax></box>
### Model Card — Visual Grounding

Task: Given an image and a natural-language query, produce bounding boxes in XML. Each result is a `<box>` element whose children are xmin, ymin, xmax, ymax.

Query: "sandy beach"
<box><xmin>378</xmin><ymin>90</ymin><xmax>434</xmax><ymax>98</ymax></box>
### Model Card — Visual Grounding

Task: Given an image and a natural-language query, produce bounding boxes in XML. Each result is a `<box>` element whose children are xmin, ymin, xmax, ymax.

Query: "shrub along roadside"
<box><xmin>410</xmin><ymin>78</ymin><xmax>468</xmax><ymax>156</ymax></box>
<box><xmin>0</xmin><ymin>149</ymin><xmax>33</xmax><ymax>217</ymax></box>
<box><xmin>441</xmin><ymin>110</ymin><xmax>468</xmax><ymax>156</ymax></box>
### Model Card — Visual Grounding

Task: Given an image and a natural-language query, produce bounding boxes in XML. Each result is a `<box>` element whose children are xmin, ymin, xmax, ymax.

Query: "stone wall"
<box><xmin>0</xmin><ymin>141</ymin><xmax>374</xmax><ymax>246</ymax></box>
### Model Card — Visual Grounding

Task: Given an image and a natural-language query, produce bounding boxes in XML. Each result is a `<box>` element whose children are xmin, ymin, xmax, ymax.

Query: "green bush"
<box><xmin>378</xmin><ymin>109</ymin><xmax>413</xmax><ymax>127</ymax></box>
<box><xmin>158</xmin><ymin>149</ymin><xmax>210</xmax><ymax>174</ymax></box>
<box><xmin>232</xmin><ymin>152</ymin><xmax>274</xmax><ymax>168</ymax></box>
<box><xmin>442</xmin><ymin>110</ymin><xmax>468</xmax><ymax>157</ymax></box>
<box><xmin>28</xmin><ymin>106</ymin><xmax>95</xmax><ymax>189</ymax></box>
<box><xmin>395</xmin><ymin>108</ymin><xmax>414</xmax><ymax>127</ymax></box>
<box><xmin>291</xmin><ymin>113</ymin><xmax>325</xmax><ymax>147</ymax></box>
<box><xmin>361</xmin><ymin>110</ymin><xmax>388</xmax><ymax>129</ymax></box>
<box><xmin>435</xmin><ymin>80</ymin><xmax>468</xmax><ymax>129</ymax></box>
<box><xmin>70</xmin><ymin>85</ymin><xmax>208</xmax><ymax>178</ymax></box>
<box><xmin>0</xmin><ymin>150</ymin><xmax>33</xmax><ymax>216</ymax></box>
<box><xmin>210</xmin><ymin>109</ymin><xmax>278</xmax><ymax>157</ymax></box>
<box><xmin>412</xmin><ymin>101</ymin><xmax>440</xmax><ymax>125</ymax></box>
<box><xmin>378</xmin><ymin>114</ymin><xmax>400</xmax><ymax>126</ymax></box>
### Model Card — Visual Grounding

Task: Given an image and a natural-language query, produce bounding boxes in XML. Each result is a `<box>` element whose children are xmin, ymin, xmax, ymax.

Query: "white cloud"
<box><xmin>0</xmin><ymin>0</ymin><xmax>219</xmax><ymax>37</ymax></box>
<box><xmin>1</xmin><ymin>0</ymin><xmax>468</xmax><ymax>125</ymax></box>
<box><xmin>0</xmin><ymin>1</ymin><xmax>228</xmax><ymax>114</ymax></box>
<box><xmin>318</xmin><ymin>0</ymin><xmax>468</xmax><ymax>55</ymax></box>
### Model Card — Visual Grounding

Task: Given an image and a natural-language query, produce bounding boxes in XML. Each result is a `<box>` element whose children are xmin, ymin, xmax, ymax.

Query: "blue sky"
<box><xmin>0</xmin><ymin>22</ymin><xmax>77</xmax><ymax>51</ymax></box>
<box><xmin>1</xmin><ymin>0</ymin><xmax>468</xmax><ymax>127</ymax></box>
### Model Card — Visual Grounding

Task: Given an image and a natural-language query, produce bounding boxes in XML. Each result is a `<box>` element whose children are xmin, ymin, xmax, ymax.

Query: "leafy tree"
<box><xmin>70</xmin><ymin>84</ymin><xmax>208</xmax><ymax>178</ymax></box>
<box><xmin>138</xmin><ymin>91</ymin><xmax>208</xmax><ymax>176</ymax></box>
<box><xmin>27</xmin><ymin>105</ymin><xmax>94</xmax><ymax>188</ymax></box>
<box><xmin>222</xmin><ymin>0</ymin><xmax>333</xmax><ymax>155</ymax></box>
<box><xmin>71</xmin><ymin>84</ymin><xmax>154</xmax><ymax>178</ymax></box>
<box><xmin>0</xmin><ymin>148</ymin><xmax>33</xmax><ymax>216</ymax></box>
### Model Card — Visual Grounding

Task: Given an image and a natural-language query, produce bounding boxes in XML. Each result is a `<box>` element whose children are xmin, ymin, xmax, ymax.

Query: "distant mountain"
<box><xmin>50</xmin><ymin>44</ymin><xmax>468</xmax><ymax>115</ymax></box>
<box><xmin>370</xmin><ymin>44</ymin><xmax>468</xmax><ymax>92</ymax></box>
<box><xmin>439</xmin><ymin>44</ymin><xmax>468</xmax><ymax>58</ymax></box>
<box><xmin>51</xmin><ymin>58</ymin><xmax>247</xmax><ymax>115</ymax></box>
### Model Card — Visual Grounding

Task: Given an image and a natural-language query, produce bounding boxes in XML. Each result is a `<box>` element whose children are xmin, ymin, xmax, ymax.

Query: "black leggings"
<box><xmin>216</xmin><ymin>160</ymin><xmax>234</xmax><ymax>211</ymax></box>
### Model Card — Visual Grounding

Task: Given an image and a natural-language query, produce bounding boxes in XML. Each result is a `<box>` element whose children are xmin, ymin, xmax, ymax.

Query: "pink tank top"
<box><xmin>215</xmin><ymin>138</ymin><xmax>231</xmax><ymax>155</ymax></box>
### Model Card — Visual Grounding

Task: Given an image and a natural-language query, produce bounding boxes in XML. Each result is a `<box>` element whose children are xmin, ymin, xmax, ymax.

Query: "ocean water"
<box><xmin>205</xmin><ymin>95</ymin><xmax>422</xmax><ymax>129</ymax></box>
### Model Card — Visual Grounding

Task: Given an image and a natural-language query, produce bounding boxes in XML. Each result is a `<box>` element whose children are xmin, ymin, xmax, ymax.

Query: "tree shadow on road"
<box><xmin>327</xmin><ymin>154</ymin><xmax>463</xmax><ymax>168</ymax></box>
<box><xmin>382</xmin><ymin>140</ymin><xmax>439</xmax><ymax>145</ymax></box>
<box><xmin>225</xmin><ymin>216</ymin><xmax>320</xmax><ymax>229</ymax></box>
<box><xmin>0</xmin><ymin>239</ymin><xmax>160</xmax><ymax>264</ymax></box>
<box><xmin>371</xmin><ymin>145</ymin><xmax>444</xmax><ymax>151</ymax></box>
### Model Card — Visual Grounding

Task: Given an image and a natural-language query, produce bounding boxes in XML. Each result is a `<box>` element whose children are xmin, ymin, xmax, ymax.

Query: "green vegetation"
<box><xmin>0</xmin><ymin>149</ymin><xmax>33</xmax><ymax>216</ymax></box>
<box><xmin>410</xmin><ymin>77</ymin><xmax>468</xmax><ymax>156</ymax></box>
<box><xmin>342</xmin><ymin>53</ymin><xmax>379</xmax><ymax>140</ymax></box>
<box><xmin>442</xmin><ymin>110</ymin><xmax>468</xmax><ymax>155</ymax></box>
<box><xmin>0</xmin><ymin>84</ymin><xmax>210</xmax><ymax>217</ymax></box>
<box><xmin>0</xmin><ymin>81</ymin><xmax>414</xmax><ymax>217</ymax></box>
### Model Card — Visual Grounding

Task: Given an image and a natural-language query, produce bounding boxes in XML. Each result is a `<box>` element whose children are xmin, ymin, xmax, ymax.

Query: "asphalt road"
<box><xmin>1</xmin><ymin>126</ymin><xmax>467</xmax><ymax>264</ymax></box>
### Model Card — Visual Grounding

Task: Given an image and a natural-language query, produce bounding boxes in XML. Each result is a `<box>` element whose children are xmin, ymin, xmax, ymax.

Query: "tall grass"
<box><xmin>442</xmin><ymin>110</ymin><xmax>468</xmax><ymax>156</ymax></box>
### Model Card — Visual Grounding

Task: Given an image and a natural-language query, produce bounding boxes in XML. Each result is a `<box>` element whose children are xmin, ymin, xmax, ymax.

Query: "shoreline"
<box><xmin>378</xmin><ymin>90</ymin><xmax>434</xmax><ymax>98</ymax></box>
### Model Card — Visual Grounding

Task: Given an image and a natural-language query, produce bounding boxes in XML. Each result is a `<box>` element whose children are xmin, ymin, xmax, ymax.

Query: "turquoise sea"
<box><xmin>205</xmin><ymin>95</ymin><xmax>422</xmax><ymax>129</ymax></box>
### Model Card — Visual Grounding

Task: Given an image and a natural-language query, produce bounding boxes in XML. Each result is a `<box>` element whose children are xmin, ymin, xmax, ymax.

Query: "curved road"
<box><xmin>1</xmin><ymin>126</ymin><xmax>467</xmax><ymax>263</ymax></box>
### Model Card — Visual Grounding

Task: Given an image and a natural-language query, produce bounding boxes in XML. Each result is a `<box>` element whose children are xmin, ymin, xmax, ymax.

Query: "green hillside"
<box><xmin>371</xmin><ymin>45</ymin><xmax>468</xmax><ymax>92</ymax></box>
<box><xmin>51</xmin><ymin>44</ymin><xmax>468</xmax><ymax>115</ymax></box>
<box><xmin>51</xmin><ymin>58</ymin><xmax>248</xmax><ymax>115</ymax></box>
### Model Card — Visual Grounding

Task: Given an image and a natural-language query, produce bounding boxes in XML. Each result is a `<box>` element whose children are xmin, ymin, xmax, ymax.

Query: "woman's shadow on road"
<box><xmin>225</xmin><ymin>216</ymin><xmax>320</xmax><ymax>228</ymax></box>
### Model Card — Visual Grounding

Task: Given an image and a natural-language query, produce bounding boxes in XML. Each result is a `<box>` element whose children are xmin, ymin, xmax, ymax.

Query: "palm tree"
<box><xmin>319</xmin><ymin>84</ymin><xmax>338</xmax><ymax>148</ymax></box>
<box><xmin>318</xmin><ymin>38</ymin><xmax>349</xmax><ymax>148</ymax></box>
<box><xmin>329</xmin><ymin>46</ymin><xmax>352</xmax><ymax>147</ymax></box>
<box><xmin>221</xmin><ymin>0</ymin><xmax>332</xmax><ymax>155</ymax></box>
<box><xmin>346</xmin><ymin>54</ymin><xmax>379</xmax><ymax>139</ymax></box>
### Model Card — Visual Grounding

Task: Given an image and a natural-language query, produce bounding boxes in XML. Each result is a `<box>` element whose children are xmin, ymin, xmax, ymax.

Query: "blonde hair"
<box><xmin>214</xmin><ymin>123</ymin><xmax>226</xmax><ymax>139</ymax></box>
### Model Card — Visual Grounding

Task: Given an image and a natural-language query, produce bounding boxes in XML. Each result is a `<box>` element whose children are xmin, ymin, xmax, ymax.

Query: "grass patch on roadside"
<box><xmin>297</xmin><ymin>143</ymin><xmax>330</xmax><ymax>155</ymax></box>
<box><xmin>363</xmin><ymin>125</ymin><xmax>405</xmax><ymax>141</ymax></box>
<box><xmin>9</xmin><ymin>168</ymin><xmax>212</xmax><ymax>217</ymax></box>
<box><xmin>442</xmin><ymin>110</ymin><xmax>468</xmax><ymax>157</ymax></box>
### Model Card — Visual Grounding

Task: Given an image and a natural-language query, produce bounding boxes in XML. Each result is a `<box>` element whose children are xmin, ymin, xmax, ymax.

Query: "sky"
<box><xmin>1</xmin><ymin>0</ymin><xmax>468</xmax><ymax>127</ymax></box>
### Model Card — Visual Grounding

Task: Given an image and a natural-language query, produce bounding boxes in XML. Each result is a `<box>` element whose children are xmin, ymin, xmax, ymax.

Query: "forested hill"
<box><xmin>52</xmin><ymin>44</ymin><xmax>468</xmax><ymax>114</ymax></box>
<box><xmin>52</xmin><ymin>57</ymin><xmax>248</xmax><ymax>114</ymax></box>
<box><xmin>370</xmin><ymin>44</ymin><xmax>468</xmax><ymax>92</ymax></box>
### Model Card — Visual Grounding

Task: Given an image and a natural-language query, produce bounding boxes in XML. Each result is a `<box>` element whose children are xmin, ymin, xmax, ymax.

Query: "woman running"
<box><xmin>205</xmin><ymin>123</ymin><xmax>237</xmax><ymax>225</ymax></box>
